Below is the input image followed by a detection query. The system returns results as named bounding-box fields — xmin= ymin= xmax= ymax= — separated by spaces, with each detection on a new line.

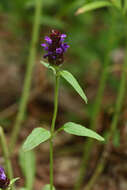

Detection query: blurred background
xmin=0 ymin=0 xmax=127 ymax=190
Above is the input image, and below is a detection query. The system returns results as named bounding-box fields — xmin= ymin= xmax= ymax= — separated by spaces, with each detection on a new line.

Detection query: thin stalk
xmin=74 ymin=10 xmax=115 ymax=190
xmin=10 ymin=0 xmax=42 ymax=151
xmin=50 ymin=72 xmax=60 ymax=190
xmin=0 ymin=127 xmax=13 ymax=181
xmin=84 ymin=19 xmax=127 ymax=190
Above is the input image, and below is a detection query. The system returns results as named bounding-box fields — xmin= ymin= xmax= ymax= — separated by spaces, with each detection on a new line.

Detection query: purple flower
xmin=41 ymin=29 xmax=69 ymax=65
xmin=0 ymin=167 xmax=10 ymax=189
xmin=56 ymin=48 xmax=63 ymax=54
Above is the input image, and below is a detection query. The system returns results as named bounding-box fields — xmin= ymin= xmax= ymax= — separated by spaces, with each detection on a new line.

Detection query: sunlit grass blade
xmin=75 ymin=1 xmax=112 ymax=15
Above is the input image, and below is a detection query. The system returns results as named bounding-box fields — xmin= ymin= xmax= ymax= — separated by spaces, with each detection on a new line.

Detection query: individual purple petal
xmin=56 ymin=48 xmax=63 ymax=54
xmin=61 ymin=43 xmax=70 ymax=52
xmin=44 ymin=36 xmax=52 ymax=44
xmin=61 ymin=34 xmax=67 ymax=38
xmin=41 ymin=43 xmax=47 ymax=47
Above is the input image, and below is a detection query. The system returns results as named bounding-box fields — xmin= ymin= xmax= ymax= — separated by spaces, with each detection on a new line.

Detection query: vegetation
xmin=0 ymin=0 xmax=127 ymax=190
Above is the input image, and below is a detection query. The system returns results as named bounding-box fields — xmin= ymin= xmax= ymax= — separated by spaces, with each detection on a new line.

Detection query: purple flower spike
xmin=41 ymin=29 xmax=69 ymax=65
xmin=0 ymin=167 xmax=10 ymax=189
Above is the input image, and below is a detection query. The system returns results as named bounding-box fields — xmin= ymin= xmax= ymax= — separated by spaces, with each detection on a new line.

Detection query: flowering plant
xmin=22 ymin=30 xmax=104 ymax=190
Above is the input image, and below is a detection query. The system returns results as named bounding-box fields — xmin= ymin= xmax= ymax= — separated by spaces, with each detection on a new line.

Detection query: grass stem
xmin=50 ymin=72 xmax=60 ymax=190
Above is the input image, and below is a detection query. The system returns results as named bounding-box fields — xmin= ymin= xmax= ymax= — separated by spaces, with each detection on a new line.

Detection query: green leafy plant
xmin=22 ymin=30 xmax=104 ymax=190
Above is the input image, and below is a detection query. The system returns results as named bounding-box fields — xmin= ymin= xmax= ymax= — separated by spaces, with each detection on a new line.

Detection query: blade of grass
xmin=10 ymin=0 xmax=42 ymax=152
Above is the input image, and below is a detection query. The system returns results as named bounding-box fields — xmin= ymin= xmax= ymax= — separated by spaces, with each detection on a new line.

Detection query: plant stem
xmin=10 ymin=0 xmax=42 ymax=151
xmin=0 ymin=127 xmax=13 ymax=181
xmin=84 ymin=16 xmax=127 ymax=190
xmin=74 ymin=9 xmax=116 ymax=190
xmin=50 ymin=71 xmax=60 ymax=190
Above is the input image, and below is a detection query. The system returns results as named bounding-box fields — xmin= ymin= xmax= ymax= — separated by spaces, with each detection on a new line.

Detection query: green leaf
xmin=75 ymin=1 xmax=112 ymax=15
xmin=10 ymin=177 xmax=20 ymax=186
xmin=60 ymin=70 xmax=87 ymax=103
xmin=19 ymin=150 xmax=36 ymax=190
xmin=22 ymin=128 xmax=51 ymax=151
xmin=40 ymin=61 xmax=56 ymax=74
xmin=42 ymin=184 xmax=56 ymax=190
xmin=62 ymin=122 xmax=104 ymax=141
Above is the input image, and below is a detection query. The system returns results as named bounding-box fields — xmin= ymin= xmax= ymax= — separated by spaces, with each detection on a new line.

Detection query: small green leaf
xmin=40 ymin=61 xmax=56 ymax=74
xmin=19 ymin=150 xmax=36 ymax=190
xmin=10 ymin=177 xmax=20 ymax=185
xmin=40 ymin=61 xmax=49 ymax=68
xmin=60 ymin=70 xmax=87 ymax=103
xmin=75 ymin=1 xmax=112 ymax=15
xmin=62 ymin=122 xmax=104 ymax=141
xmin=22 ymin=128 xmax=51 ymax=151
xmin=42 ymin=184 xmax=56 ymax=190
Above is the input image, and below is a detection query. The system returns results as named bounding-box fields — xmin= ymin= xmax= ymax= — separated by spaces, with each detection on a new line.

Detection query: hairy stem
xmin=50 ymin=72 xmax=60 ymax=190
xmin=0 ymin=127 xmax=13 ymax=183
xmin=74 ymin=9 xmax=116 ymax=190
xmin=10 ymin=0 xmax=42 ymax=151
xmin=84 ymin=17 xmax=127 ymax=190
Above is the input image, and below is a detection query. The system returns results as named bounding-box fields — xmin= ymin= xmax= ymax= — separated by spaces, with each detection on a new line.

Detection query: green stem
xmin=10 ymin=0 xmax=42 ymax=151
xmin=50 ymin=71 xmax=60 ymax=190
xmin=74 ymin=9 xmax=116 ymax=190
xmin=84 ymin=16 xmax=127 ymax=190
xmin=0 ymin=127 xmax=13 ymax=181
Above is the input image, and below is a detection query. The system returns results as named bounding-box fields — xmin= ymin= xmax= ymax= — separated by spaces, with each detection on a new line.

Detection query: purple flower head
xmin=41 ymin=29 xmax=69 ymax=65
xmin=0 ymin=167 xmax=10 ymax=189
